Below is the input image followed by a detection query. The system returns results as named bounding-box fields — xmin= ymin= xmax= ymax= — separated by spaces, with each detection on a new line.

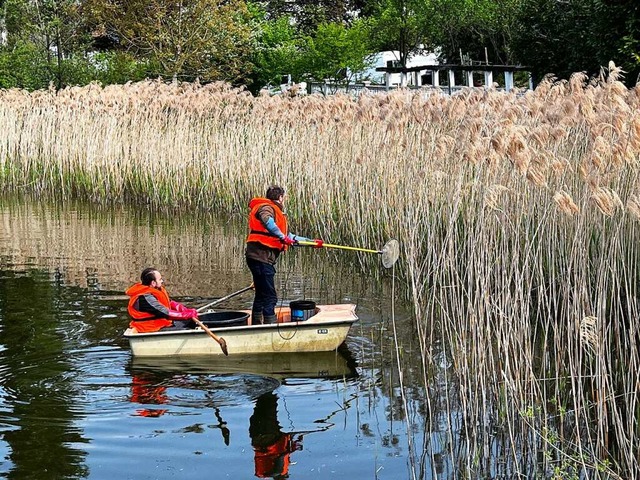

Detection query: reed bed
xmin=1 ymin=63 xmax=640 ymax=477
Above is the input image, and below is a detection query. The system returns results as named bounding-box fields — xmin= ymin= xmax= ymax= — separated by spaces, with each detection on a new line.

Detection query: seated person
xmin=126 ymin=267 xmax=198 ymax=333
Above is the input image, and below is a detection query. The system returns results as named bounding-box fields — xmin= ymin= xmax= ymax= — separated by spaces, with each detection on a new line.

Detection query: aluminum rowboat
xmin=124 ymin=304 xmax=357 ymax=357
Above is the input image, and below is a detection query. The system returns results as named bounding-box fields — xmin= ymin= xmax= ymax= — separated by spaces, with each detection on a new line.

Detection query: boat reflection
xmin=128 ymin=347 xmax=358 ymax=382
xmin=126 ymin=348 xmax=358 ymax=476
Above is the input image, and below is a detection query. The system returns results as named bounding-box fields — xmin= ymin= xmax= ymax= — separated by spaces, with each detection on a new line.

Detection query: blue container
xmin=289 ymin=300 xmax=316 ymax=322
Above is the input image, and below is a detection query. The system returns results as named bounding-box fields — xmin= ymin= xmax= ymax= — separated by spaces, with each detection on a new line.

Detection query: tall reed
xmin=1 ymin=63 xmax=639 ymax=477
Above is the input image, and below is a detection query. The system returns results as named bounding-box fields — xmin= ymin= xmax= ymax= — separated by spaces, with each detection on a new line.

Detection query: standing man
xmin=245 ymin=185 xmax=323 ymax=325
xmin=126 ymin=267 xmax=199 ymax=333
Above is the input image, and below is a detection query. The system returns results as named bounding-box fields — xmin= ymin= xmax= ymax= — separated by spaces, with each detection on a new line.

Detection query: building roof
xmin=376 ymin=64 xmax=531 ymax=74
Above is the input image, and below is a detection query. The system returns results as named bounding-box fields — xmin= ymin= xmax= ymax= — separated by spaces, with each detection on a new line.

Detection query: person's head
xmin=140 ymin=267 xmax=163 ymax=289
xmin=266 ymin=185 xmax=285 ymax=203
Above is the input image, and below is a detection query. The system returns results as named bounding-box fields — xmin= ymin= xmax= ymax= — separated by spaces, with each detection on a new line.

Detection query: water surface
xmin=0 ymin=197 xmax=435 ymax=479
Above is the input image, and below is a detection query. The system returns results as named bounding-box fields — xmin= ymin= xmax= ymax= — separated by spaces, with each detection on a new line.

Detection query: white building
xmin=353 ymin=50 xmax=439 ymax=86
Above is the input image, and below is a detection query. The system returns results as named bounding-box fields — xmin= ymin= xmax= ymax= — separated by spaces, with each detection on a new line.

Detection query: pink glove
xmin=313 ymin=239 xmax=324 ymax=248
xmin=169 ymin=307 xmax=198 ymax=320
xmin=170 ymin=301 xmax=187 ymax=312
xmin=281 ymin=236 xmax=296 ymax=246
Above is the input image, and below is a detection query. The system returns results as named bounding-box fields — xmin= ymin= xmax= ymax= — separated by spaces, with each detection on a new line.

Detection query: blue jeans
xmin=246 ymin=258 xmax=277 ymax=317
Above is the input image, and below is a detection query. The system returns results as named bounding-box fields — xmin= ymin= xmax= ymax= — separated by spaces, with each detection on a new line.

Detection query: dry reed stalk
xmin=579 ymin=316 xmax=599 ymax=354
xmin=0 ymin=69 xmax=639 ymax=477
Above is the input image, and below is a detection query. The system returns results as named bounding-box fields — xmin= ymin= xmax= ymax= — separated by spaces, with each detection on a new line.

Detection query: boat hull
xmin=124 ymin=304 xmax=357 ymax=357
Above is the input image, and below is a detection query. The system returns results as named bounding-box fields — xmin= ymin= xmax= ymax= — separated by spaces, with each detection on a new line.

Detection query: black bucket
xmin=199 ymin=310 xmax=249 ymax=328
xmin=289 ymin=300 xmax=316 ymax=322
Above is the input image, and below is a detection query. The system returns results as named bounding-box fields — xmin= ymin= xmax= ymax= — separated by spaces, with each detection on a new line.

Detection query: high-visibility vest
xmin=246 ymin=197 xmax=288 ymax=251
xmin=126 ymin=283 xmax=173 ymax=332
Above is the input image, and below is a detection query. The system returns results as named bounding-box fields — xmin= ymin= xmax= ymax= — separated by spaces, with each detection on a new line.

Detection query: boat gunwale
xmin=123 ymin=318 xmax=357 ymax=339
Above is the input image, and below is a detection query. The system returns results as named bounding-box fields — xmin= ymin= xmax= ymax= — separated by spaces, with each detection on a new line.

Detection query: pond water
xmin=0 ymin=197 xmax=445 ymax=479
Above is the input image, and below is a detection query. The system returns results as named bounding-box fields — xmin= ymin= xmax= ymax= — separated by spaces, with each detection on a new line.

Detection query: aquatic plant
xmin=1 ymin=62 xmax=639 ymax=477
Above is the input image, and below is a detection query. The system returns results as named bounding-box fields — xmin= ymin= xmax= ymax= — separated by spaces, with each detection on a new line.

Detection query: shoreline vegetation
xmin=2 ymin=63 xmax=640 ymax=477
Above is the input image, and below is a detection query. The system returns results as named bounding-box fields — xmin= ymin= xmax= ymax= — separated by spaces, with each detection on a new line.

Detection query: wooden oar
xmin=193 ymin=317 xmax=229 ymax=356
xmin=196 ymin=284 xmax=254 ymax=313
xmin=192 ymin=284 xmax=254 ymax=357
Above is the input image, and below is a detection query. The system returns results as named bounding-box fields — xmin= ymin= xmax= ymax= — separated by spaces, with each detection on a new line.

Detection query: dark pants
xmin=246 ymin=257 xmax=277 ymax=317
xmin=160 ymin=319 xmax=196 ymax=331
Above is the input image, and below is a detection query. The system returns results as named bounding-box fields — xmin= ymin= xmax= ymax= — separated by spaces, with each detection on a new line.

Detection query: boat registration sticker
xmin=317 ymin=328 xmax=328 ymax=334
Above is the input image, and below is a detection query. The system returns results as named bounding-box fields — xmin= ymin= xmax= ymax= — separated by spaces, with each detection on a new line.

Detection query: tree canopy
xmin=0 ymin=0 xmax=638 ymax=90
xmin=84 ymin=0 xmax=255 ymax=83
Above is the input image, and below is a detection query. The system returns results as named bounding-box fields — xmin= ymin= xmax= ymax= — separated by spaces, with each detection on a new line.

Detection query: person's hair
xmin=266 ymin=185 xmax=285 ymax=201
xmin=140 ymin=267 xmax=158 ymax=286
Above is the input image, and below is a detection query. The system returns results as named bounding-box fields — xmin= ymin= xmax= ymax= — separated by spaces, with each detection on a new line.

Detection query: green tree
xmin=300 ymin=19 xmax=374 ymax=83
xmin=429 ymin=0 xmax=522 ymax=65
xmin=261 ymin=0 xmax=367 ymax=33
xmin=251 ymin=15 xmax=305 ymax=90
xmin=511 ymin=0 xmax=640 ymax=85
xmin=89 ymin=51 xmax=150 ymax=85
xmin=367 ymin=0 xmax=435 ymax=71
xmin=84 ymin=0 xmax=255 ymax=83
xmin=1 ymin=0 xmax=90 ymax=89
xmin=0 ymin=40 xmax=50 ymax=89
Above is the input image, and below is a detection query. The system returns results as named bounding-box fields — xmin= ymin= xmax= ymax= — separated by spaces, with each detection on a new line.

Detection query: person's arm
xmin=258 ymin=206 xmax=322 ymax=247
xmin=257 ymin=206 xmax=285 ymax=239
xmin=170 ymin=300 xmax=187 ymax=312
xmin=263 ymin=217 xmax=309 ymax=246
xmin=257 ymin=205 xmax=294 ymax=244
xmin=140 ymin=294 xmax=197 ymax=319
xmin=268 ymin=224 xmax=322 ymax=247
xmin=289 ymin=233 xmax=309 ymax=242
xmin=263 ymin=217 xmax=287 ymax=240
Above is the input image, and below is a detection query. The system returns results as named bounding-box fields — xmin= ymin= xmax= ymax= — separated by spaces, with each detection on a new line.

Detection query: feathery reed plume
xmin=483 ymin=184 xmax=510 ymax=211
xmin=626 ymin=194 xmax=640 ymax=220
xmin=606 ymin=61 xmax=625 ymax=84
xmin=579 ymin=316 xmax=599 ymax=354
xmin=506 ymin=128 xmax=530 ymax=174
xmin=591 ymin=186 xmax=623 ymax=216
xmin=525 ymin=163 xmax=547 ymax=187
xmin=553 ymin=190 xmax=580 ymax=215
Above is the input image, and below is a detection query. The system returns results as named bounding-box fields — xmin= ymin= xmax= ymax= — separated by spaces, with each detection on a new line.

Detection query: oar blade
xmin=219 ymin=337 xmax=229 ymax=356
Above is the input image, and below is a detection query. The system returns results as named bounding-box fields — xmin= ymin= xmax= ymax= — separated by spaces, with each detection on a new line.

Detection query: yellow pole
xmin=297 ymin=240 xmax=381 ymax=254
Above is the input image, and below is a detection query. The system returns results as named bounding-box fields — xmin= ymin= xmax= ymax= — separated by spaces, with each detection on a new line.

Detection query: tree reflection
xmin=0 ymin=269 xmax=88 ymax=479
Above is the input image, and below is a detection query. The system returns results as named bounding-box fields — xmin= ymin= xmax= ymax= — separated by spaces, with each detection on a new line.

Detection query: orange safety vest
xmin=126 ymin=283 xmax=173 ymax=333
xmin=246 ymin=197 xmax=289 ymax=251
xmin=254 ymin=434 xmax=292 ymax=478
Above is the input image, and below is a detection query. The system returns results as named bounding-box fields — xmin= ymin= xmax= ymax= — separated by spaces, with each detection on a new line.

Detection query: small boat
xmin=123 ymin=303 xmax=358 ymax=357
